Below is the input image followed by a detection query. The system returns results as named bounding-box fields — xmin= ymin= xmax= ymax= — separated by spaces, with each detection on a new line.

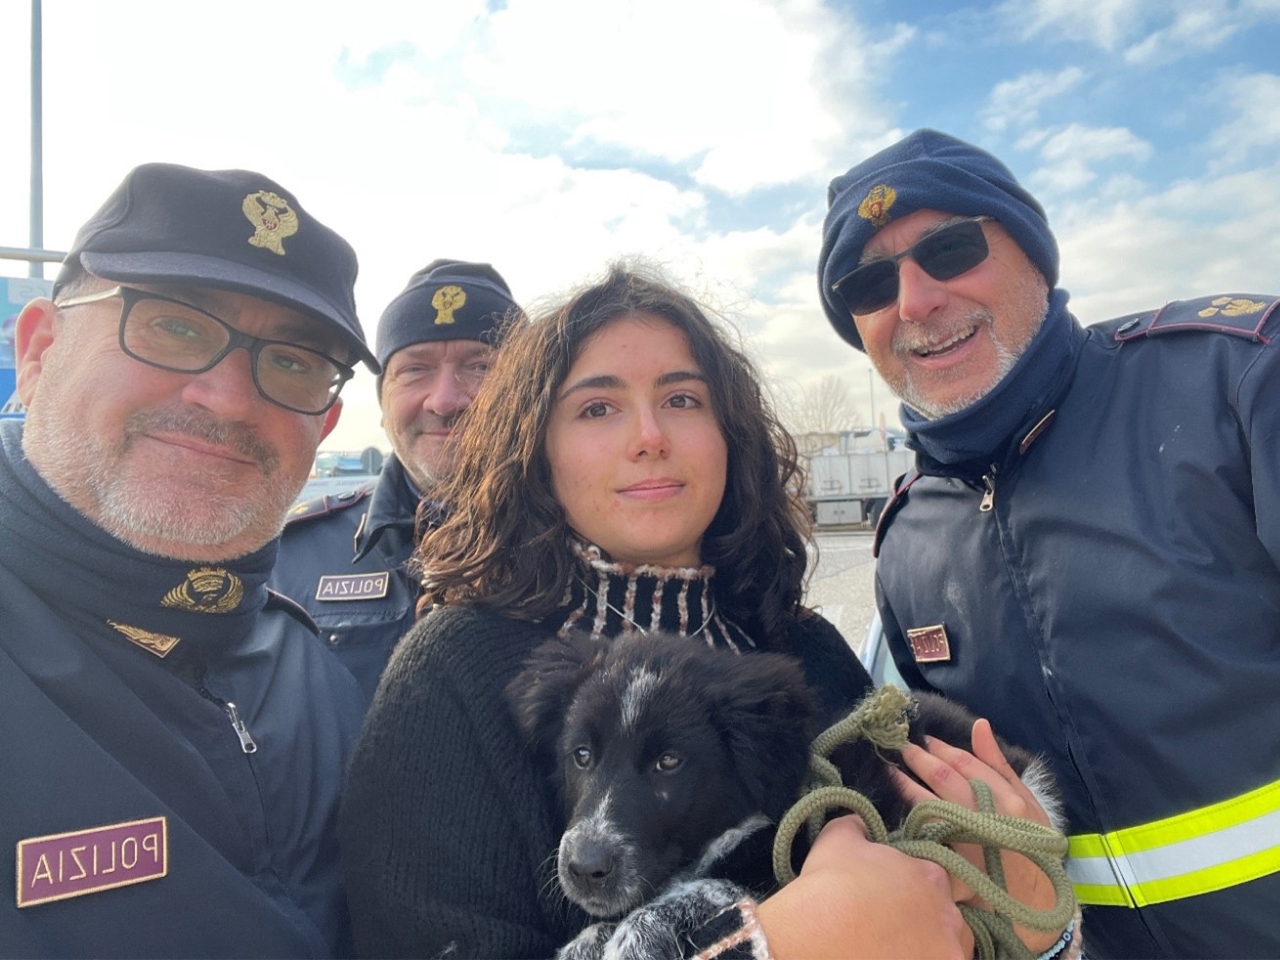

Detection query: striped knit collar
xmin=551 ymin=541 xmax=755 ymax=651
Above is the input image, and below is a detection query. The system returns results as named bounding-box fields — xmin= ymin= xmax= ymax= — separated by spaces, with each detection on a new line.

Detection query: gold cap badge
xmin=858 ymin=184 xmax=897 ymax=228
xmin=242 ymin=190 xmax=299 ymax=256
xmin=431 ymin=285 xmax=466 ymax=325
xmin=161 ymin=567 xmax=244 ymax=615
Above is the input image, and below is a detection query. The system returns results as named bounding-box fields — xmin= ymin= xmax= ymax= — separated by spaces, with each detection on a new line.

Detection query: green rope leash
xmin=771 ymin=686 xmax=1077 ymax=960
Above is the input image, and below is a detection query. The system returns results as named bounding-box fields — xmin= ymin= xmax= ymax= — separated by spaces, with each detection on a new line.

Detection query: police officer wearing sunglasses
xmin=819 ymin=129 xmax=1280 ymax=959
xmin=0 ymin=163 xmax=375 ymax=957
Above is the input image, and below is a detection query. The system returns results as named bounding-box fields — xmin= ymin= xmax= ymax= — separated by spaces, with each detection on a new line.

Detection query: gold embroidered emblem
xmin=242 ymin=190 xmax=299 ymax=256
xmin=107 ymin=621 xmax=181 ymax=658
xmin=161 ymin=567 xmax=244 ymax=614
xmin=858 ymin=184 xmax=897 ymax=227
xmin=431 ymin=285 xmax=466 ymax=325
xmin=1197 ymin=296 xmax=1267 ymax=319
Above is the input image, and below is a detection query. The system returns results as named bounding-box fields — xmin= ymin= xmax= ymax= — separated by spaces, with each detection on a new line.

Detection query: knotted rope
xmin=771 ymin=686 xmax=1077 ymax=960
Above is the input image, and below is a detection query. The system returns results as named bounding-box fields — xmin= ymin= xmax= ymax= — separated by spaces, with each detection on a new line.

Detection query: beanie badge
xmin=242 ymin=190 xmax=298 ymax=256
xmin=857 ymin=184 xmax=897 ymax=227
xmin=431 ymin=285 xmax=466 ymax=325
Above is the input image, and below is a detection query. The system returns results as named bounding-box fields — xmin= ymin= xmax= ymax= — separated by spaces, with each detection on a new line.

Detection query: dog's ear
xmin=505 ymin=633 xmax=604 ymax=754
xmin=704 ymin=653 xmax=819 ymax=819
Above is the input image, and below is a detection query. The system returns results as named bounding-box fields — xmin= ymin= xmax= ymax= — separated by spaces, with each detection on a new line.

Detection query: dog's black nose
xmin=566 ymin=839 xmax=616 ymax=885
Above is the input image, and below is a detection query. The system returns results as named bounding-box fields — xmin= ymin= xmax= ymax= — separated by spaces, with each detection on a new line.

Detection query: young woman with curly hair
xmin=338 ymin=265 xmax=1059 ymax=959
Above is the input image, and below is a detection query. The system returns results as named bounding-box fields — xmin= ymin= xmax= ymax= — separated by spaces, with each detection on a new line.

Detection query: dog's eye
xmin=572 ymin=746 xmax=593 ymax=769
xmin=655 ymin=752 xmax=683 ymax=773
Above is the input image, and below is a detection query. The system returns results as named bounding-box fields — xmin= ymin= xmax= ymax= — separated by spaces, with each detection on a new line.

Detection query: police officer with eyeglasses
xmin=0 ymin=162 xmax=374 ymax=957
xmin=818 ymin=129 xmax=1280 ymax=959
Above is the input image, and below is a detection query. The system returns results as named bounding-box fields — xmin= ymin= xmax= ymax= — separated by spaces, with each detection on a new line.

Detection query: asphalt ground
xmin=806 ymin=528 xmax=878 ymax=655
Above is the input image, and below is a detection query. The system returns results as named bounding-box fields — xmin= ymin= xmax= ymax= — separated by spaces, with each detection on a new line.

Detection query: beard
xmin=391 ymin=411 xmax=463 ymax=494
xmin=25 ymin=400 xmax=301 ymax=558
xmin=890 ymin=274 xmax=1049 ymax=420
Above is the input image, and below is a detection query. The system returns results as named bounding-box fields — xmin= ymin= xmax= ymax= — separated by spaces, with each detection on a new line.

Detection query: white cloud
xmin=1056 ymin=160 xmax=1280 ymax=326
xmin=1206 ymin=72 xmax=1280 ymax=160
xmin=1123 ymin=1 xmax=1251 ymax=64
xmin=461 ymin=0 xmax=855 ymax=194
xmin=998 ymin=0 xmax=1280 ymax=61
xmin=997 ymin=0 xmax=1145 ymax=51
xmin=1026 ymin=124 xmax=1152 ymax=193
xmin=982 ymin=67 xmax=1087 ymax=132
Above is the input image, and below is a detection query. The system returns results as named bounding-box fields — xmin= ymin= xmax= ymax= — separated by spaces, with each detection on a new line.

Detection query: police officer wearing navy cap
xmin=0 ymin=163 xmax=375 ymax=957
xmin=819 ymin=129 xmax=1280 ymax=958
xmin=272 ymin=260 xmax=522 ymax=703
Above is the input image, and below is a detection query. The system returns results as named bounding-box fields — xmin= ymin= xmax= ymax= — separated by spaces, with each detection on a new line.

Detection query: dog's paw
xmin=599 ymin=879 xmax=749 ymax=960
xmin=557 ymin=921 xmax=616 ymax=960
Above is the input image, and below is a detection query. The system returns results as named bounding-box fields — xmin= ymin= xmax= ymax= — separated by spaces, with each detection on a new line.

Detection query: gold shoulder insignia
xmin=431 ymin=285 xmax=466 ymax=325
xmin=107 ymin=620 xmax=182 ymax=657
xmin=242 ymin=190 xmax=299 ymax=256
xmin=1197 ymin=296 xmax=1268 ymax=319
xmin=161 ymin=567 xmax=244 ymax=614
xmin=858 ymin=184 xmax=897 ymax=227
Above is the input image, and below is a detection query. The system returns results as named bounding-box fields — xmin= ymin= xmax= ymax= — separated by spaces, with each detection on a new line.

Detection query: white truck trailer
xmin=804 ymin=449 xmax=915 ymax=526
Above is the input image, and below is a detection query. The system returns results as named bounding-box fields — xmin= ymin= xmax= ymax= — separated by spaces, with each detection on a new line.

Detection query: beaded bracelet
xmin=1036 ymin=918 xmax=1077 ymax=960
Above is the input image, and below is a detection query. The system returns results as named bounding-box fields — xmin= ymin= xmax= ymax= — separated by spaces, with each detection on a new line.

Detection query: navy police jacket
xmin=0 ymin=425 xmax=366 ymax=957
xmin=272 ymin=455 xmax=436 ymax=703
xmin=875 ymin=295 xmax=1280 ymax=958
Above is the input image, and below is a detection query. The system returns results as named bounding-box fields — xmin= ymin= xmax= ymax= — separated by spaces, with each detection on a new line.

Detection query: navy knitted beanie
xmin=818 ymin=129 xmax=1058 ymax=351
xmin=376 ymin=259 xmax=521 ymax=369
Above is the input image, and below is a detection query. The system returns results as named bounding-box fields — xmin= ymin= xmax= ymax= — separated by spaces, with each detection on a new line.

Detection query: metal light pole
xmin=867 ymin=367 xmax=879 ymax=450
xmin=29 ymin=0 xmax=43 ymax=279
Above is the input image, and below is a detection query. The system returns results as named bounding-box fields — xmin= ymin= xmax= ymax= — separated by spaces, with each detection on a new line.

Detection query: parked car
xmin=860 ymin=611 xmax=906 ymax=689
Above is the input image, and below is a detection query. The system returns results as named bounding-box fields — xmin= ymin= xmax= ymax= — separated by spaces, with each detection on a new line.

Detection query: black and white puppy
xmin=507 ymin=630 xmax=1061 ymax=927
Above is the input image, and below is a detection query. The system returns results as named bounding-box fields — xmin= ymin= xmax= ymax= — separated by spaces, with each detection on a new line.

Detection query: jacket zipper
xmin=223 ymin=701 xmax=259 ymax=754
xmin=193 ymin=663 xmax=259 ymax=754
xmin=980 ymin=465 xmax=998 ymax=513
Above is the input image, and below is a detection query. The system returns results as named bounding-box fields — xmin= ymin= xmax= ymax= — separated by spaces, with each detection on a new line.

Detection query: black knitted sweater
xmin=339 ymin=564 xmax=870 ymax=959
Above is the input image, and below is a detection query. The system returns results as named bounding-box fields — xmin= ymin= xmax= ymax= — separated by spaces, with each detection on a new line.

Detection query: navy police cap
xmin=375 ymin=259 xmax=521 ymax=370
xmin=55 ymin=162 xmax=377 ymax=371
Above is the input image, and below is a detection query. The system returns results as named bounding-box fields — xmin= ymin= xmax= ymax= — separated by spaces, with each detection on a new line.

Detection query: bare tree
xmin=776 ymin=375 xmax=861 ymax=438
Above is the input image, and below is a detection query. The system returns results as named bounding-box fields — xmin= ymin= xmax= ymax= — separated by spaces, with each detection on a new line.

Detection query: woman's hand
xmin=757 ymin=815 xmax=972 ymax=960
xmin=892 ymin=718 xmax=1063 ymax=953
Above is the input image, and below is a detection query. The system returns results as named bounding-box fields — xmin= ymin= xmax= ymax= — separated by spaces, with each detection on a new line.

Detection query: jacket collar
xmin=352 ymin=454 xmax=445 ymax=562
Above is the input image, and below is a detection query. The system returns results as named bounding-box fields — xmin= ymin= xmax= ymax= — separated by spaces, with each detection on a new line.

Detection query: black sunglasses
xmin=831 ymin=216 xmax=993 ymax=316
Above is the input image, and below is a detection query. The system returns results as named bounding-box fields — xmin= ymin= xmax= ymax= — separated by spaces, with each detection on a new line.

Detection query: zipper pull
xmin=979 ymin=472 xmax=996 ymax=513
xmin=224 ymin=702 xmax=258 ymax=754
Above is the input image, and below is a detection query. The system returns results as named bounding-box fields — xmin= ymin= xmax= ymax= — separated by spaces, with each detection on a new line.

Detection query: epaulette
xmin=283 ymin=484 xmax=373 ymax=526
xmin=1112 ymin=294 xmax=1280 ymax=344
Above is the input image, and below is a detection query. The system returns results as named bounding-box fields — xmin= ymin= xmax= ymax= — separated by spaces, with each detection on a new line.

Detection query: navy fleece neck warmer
xmin=902 ymin=289 xmax=1081 ymax=468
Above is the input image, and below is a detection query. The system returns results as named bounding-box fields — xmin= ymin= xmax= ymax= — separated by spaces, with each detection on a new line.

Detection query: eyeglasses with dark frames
xmin=831 ymin=216 xmax=994 ymax=316
xmin=55 ymin=285 xmax=355 ymax=415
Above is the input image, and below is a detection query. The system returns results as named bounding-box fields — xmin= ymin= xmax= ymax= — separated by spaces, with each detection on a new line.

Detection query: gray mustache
xmin=124 ymin=408 xmax=280 ymax=474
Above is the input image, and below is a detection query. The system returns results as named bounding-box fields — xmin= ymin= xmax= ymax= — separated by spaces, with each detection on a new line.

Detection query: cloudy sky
xmin=0 ymin=0 xmax=1277 ymax=451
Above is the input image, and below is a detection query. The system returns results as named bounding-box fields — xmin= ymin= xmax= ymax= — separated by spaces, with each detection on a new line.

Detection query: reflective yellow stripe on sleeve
xmin=1067 ymin=778 xmax=1280 ymax=907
